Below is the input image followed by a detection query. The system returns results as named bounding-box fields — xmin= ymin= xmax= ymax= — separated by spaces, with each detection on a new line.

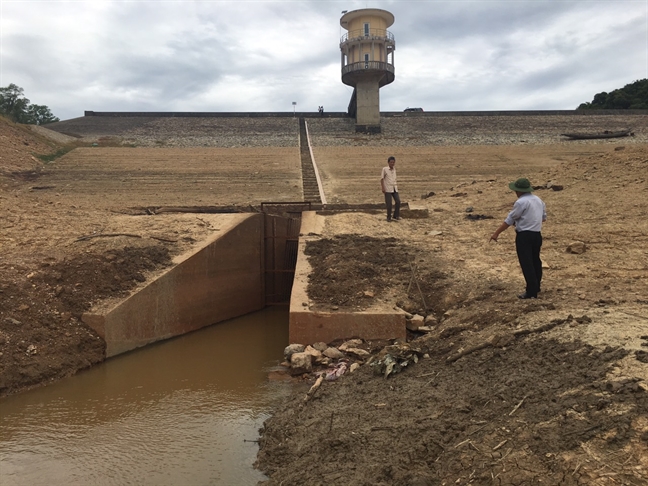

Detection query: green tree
xmin=578 ymin=79 xmax=648 ymax=110
xmin=25 ymin=104 xmax=59 ymax=125
xmin=0 ymin=83 xmax=59 ymax=124
xmin=0 ymin=84 xmax=30 ymax=121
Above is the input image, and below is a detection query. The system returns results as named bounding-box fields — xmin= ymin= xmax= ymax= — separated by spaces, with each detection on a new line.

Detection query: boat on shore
xmin=560 ymin=129 xmax=632 ymax=140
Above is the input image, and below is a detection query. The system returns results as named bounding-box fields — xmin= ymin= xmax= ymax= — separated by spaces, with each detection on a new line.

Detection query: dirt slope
xmin=255 ymin=145 xmax=648 ymax=485
xmin=0 ymin=119 xmax=205 ymax=395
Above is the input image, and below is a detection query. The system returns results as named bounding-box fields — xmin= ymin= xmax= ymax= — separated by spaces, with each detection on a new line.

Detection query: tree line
xmin=577 ymin=78 xmax=648 ymax=110
xmin=0 ymin=84 xmax=59 ymax=125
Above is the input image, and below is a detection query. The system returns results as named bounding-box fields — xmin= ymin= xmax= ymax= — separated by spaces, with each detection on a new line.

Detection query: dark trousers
xmin=515 ymin=231 xmax=543 ymax=297
xmin=384 ymin=191 xmax=401 ymax=220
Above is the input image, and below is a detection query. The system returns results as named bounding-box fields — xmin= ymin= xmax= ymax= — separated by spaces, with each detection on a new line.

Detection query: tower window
xmin=364 ymin=23 xmax=370 ymax=36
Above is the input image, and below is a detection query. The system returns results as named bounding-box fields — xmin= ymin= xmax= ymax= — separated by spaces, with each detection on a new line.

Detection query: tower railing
xmin=342 ymin=61 xmax=395 ymax=76
xmin=340 ymin=29 xmax=395 ymax=45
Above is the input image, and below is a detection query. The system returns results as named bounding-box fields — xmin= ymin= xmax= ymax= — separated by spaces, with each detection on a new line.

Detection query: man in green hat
xmin=490 ymin=177 xmax=547 ymax=299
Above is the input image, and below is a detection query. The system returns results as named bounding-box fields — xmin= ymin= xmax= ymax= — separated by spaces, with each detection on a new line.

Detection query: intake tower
xmin=340 ymin=8 xmax=395 ymax=133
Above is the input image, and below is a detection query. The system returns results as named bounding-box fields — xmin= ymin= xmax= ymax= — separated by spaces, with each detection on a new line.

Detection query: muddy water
xmin=0 ymin=307 xmax=291 ymax=486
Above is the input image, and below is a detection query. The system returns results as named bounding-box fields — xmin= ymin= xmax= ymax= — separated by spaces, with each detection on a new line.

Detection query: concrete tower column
xmin=355 ymin=77 xmax=381 ymax=126
xmin=340 ymin=8 xmax=395 ymax=133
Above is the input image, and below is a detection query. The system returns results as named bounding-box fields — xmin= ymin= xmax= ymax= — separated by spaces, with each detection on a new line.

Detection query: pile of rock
xmin=282 ymin=339 xmax=428 ymax=404
xmin=405 ymin=313 xmax=438 ymax=332
xmin=282 ymin=338 xmax=429 ymax=383
xmin=282 ymin=339 xmax=371 ymax=379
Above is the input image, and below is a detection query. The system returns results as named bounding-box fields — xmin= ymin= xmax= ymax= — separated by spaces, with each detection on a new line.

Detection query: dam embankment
xmin=47 ymin=110 xmax=648 ymax=148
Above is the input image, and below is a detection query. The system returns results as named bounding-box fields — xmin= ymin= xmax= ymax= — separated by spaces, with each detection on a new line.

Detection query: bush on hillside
xmin=577 ymin=79 xmax=648 ymax=110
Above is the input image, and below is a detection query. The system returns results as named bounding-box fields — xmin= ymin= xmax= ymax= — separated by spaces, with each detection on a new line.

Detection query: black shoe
xmin=518 ymin=293 xmax=537 ymax=299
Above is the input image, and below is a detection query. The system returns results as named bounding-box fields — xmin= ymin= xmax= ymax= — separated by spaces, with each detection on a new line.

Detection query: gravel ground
xmin=45 ymin=113 xmax=648 ymax=148
xmin=47 ymin=116 xmax=301 ymax=147
xmin=306 ymin=114 xmax=648 ymax=146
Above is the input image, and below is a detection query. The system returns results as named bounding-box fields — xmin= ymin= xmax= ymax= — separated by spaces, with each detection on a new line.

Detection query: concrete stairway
xmin=298 ymin=118 xmax=322 ymax=204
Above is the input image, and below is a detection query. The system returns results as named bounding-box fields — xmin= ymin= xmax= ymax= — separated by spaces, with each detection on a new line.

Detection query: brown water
xmin=0 ymin=307 xmax=290 ymax=486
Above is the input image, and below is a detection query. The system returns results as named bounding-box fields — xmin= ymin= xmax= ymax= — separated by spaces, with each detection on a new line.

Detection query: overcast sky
xmin=1 ymin=0 xmax=646 ymax=121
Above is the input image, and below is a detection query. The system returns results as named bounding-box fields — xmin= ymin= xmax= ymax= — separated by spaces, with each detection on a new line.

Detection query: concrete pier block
xmin=289 ymin=211 xmax=407 ymax=345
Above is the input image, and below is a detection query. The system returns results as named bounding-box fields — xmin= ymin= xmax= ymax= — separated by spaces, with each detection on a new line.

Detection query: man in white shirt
xmin=381 ymin=156 xmax=400 ymax=222
xmin=490 ymin=178 xmax=547 ymax=299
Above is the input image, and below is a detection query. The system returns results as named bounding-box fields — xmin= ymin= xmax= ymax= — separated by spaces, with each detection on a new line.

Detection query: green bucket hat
xmin=508 ymin=177 xmax=534 ymax=192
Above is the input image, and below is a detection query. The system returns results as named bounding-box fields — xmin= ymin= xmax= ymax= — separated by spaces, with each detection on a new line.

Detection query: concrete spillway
xmin=81 ymin=211 xmax=407 ymax=358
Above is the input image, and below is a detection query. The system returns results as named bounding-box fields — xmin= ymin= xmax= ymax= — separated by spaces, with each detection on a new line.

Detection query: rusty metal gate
xmin=262 ymin=202 xmax=309 ymax=305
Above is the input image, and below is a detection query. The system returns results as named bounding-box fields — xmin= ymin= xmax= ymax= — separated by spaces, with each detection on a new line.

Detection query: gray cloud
xmin=1 ymin=0 xmax=646 ymax=120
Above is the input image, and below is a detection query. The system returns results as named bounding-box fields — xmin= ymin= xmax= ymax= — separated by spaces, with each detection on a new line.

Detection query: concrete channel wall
xmin=83 ymin=214 xmax=265 ymax=357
